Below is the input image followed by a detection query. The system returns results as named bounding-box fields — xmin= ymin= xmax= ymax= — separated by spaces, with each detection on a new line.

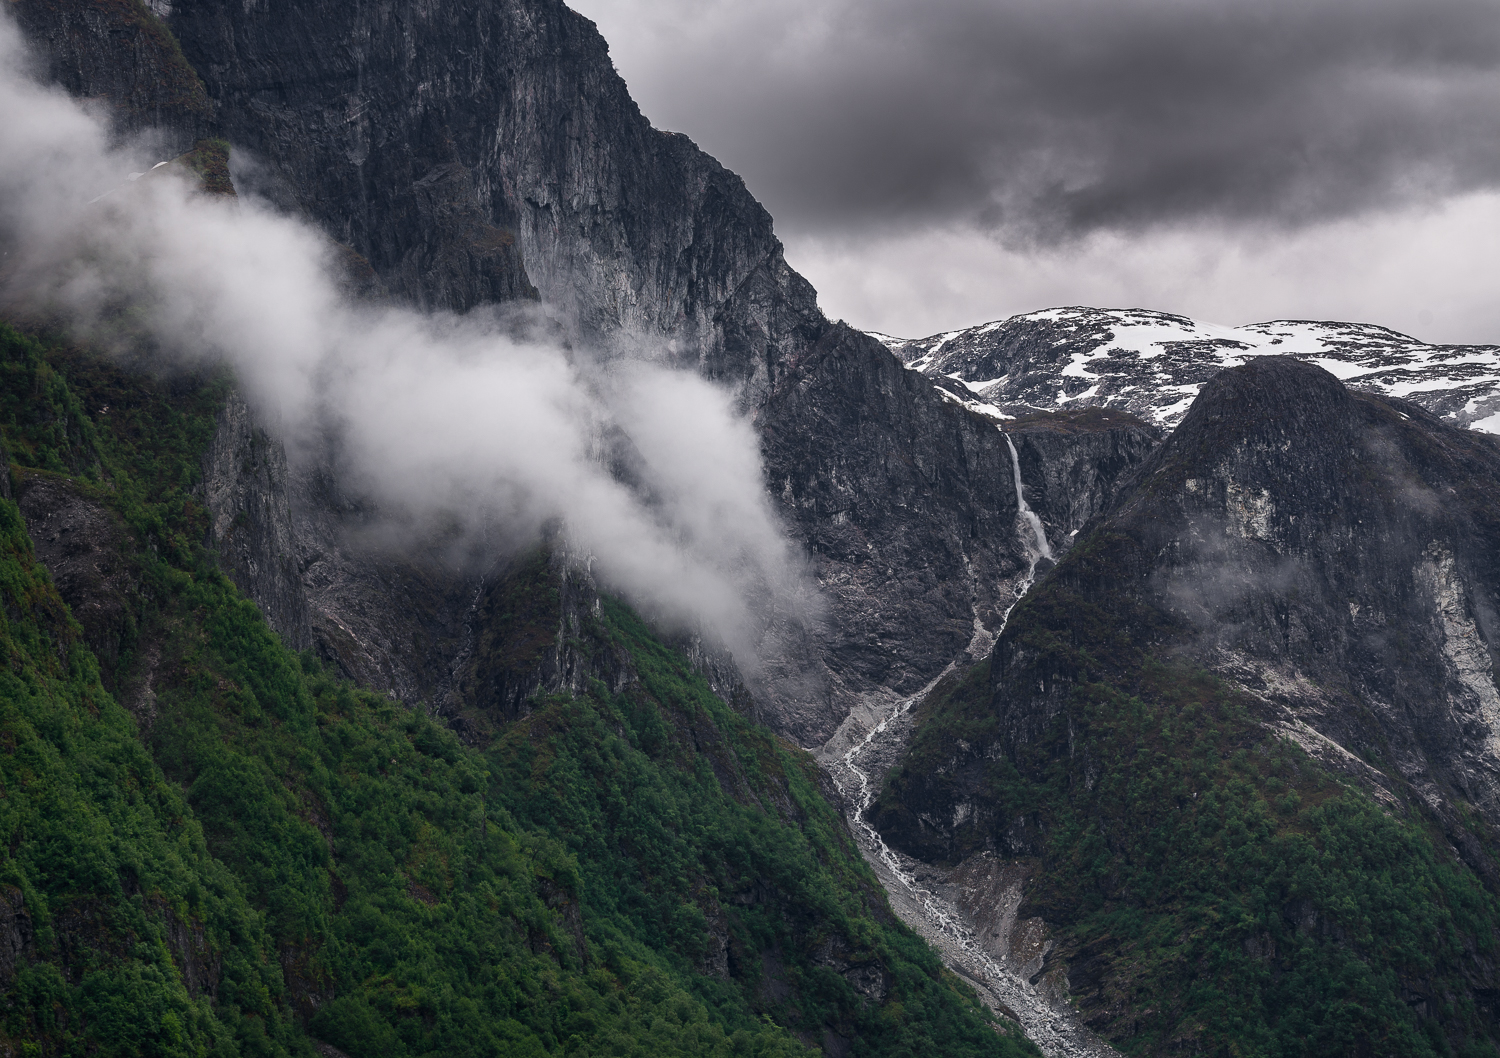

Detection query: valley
xmin=1 ymin=0 xmax=1499 ymax=1055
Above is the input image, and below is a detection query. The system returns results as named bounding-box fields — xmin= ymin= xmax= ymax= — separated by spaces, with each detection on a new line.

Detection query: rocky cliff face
xmin=14 ymin=473 xmax=139 ymax=689
xmin=881 ymin=357 xmax=1500 ymax=858
xmin=12 ymin=0 xmax=210 ymax=155
xmin=1011 ymin=358 xmax=1500 ymax=831
xmin=137 ymin=0 xmax=1166 ymax=742
xmin=17 ymin=4 xmax=1500 ymax=1052
xmin=198 ymin=389 xmax=312 ymax=650
xmin=860 ymin=359 xmax=1500 ymax=1052
xmin=1004 ymin=408 xmax=1162 ymax=555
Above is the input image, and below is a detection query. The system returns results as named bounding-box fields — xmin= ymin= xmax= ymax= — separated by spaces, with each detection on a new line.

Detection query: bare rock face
xmin=0 ymin=886 xmax=34 ymax=993
xmin=161 ymin=0 xmax=1095 ymax=740
xmin=1084 ymin=357 xmax=1500 ymax=827
xmin=445 ymin=543 xmax=634 ymax=741
xmin=198 ymin=389 xmax=312 ymax=650
xmin=168 ymin=0 xmax=551 ymax=312
xmin=1005 ymin=408 xmax=1163 ymax=553
xmin=12 ymin=0 xmax=211 ymax=155
xmin=760 ymin=332 xmax=1160 ymax=741
xmin=280 ymin=463 xmax=473 ymax=704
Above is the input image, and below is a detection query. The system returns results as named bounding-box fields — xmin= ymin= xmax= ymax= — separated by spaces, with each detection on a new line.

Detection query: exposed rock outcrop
xmin=198 ymin=388 xmax=312 ymax=650
xmin=1004 ymin=357 xmax=1500 ymax=827
xmin=161 ymin=0 xmax=1120 ymax=741
xmin=12 ymin=0 xmax=210 ymax=155
xmin=1005 ymin=408 xmax=1162 ymax=554
xmin=870 ymin=357 xmax=1500 ymax=1050
xmin=880 ymin=357 xmax=1500 ymax=856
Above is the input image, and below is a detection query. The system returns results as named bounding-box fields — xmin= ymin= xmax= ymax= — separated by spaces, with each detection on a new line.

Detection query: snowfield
xmin=877 ymin=307 xmax=1500 ymax=434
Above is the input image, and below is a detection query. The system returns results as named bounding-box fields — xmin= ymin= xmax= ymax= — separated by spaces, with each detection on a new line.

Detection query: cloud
xmin=574 ymin=0 xmax=1500 ymax=244
xmin=784 ymin=191 xmax=1500 ymax=344
xmin=0 ymin=12 xmax=812 ymax=673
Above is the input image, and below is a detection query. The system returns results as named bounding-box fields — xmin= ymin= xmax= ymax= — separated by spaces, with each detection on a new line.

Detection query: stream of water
xmin=820 ymin=431 xmax=1115 ymax=1058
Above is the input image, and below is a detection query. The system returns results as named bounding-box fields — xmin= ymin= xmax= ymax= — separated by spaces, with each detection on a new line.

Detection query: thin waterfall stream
xmin=820 ymin=430 xmax=1116 ymax=1058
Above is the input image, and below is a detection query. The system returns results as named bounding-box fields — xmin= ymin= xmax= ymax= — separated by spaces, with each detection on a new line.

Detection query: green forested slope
xmin=0 ymin=322 xmax=1034 ymax=1058
xmin=874 ymin=532 xmax=1500 ymax=1057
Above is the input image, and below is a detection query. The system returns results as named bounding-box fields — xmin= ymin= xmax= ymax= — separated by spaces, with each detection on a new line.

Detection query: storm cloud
xmin=576 ymin=0 xmax=1500 ymax=244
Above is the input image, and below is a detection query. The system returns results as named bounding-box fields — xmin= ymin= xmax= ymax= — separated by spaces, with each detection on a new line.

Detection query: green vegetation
xmin=0 ymin=320 xmax=1035 ymax=1057
xmin=178 ymin=140 xmax=236 ymax=196
xmin=876 ymin=535 xmax=1500 ymax=1057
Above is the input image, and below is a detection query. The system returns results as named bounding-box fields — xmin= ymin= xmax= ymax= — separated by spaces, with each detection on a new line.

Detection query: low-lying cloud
xmin=0 ymin=13 xmax=810 ymax=671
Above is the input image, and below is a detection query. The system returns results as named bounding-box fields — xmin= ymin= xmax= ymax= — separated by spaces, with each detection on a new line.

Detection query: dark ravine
xmin=1004 ymin=408 xmax=1162 ymax=553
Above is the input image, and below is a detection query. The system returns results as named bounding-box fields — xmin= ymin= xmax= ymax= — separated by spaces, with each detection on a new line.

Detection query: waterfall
xmin=1005 ymin=431 xmax=1053 ymax=562
xmin=821 ymin=427 xmax=1114 ymax=1057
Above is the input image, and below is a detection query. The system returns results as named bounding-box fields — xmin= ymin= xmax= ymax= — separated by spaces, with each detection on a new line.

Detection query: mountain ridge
xmin=878 ymin=305 xmax=1500 ymax=433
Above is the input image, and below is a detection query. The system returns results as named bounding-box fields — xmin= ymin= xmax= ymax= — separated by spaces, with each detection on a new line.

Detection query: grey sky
xmin=568 ymin=0 xmax=1500 ymax=343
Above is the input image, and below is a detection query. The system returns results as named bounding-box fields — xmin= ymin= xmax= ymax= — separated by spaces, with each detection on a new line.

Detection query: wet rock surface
xmin=1006 ymin=408 xmax=1163 ymax=554
xmin=146 ymin=0 xmax=1162 ymax=742
xmin=12 ymin=0 xmax=211 ymax=155
xmin=1037 ymin=358 xmax=1500 ymax=828
xmin=881 ymin=358 xmax=1500 ymax=852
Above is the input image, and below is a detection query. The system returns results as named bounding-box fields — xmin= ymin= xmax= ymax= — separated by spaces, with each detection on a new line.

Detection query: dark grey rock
xmin=883 ymin=357 xmax=1500 ymax=865
xmin=163 ymin=0 xmax=1085 ymax=740
xmin=13 ymin=0 xmax=212 ymax=156
xmin=20 ymin=0 xmax=1163 ymax=747
xmin=198 ymin=389 xmax=312 ymax=650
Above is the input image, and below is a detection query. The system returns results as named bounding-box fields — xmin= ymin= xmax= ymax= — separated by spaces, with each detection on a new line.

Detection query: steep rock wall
xmin=162 ymin=0 xmax=1064 ymax=740
xmin=12 ymin=0 xmax=210 ymax=154
xmin=1006 ymin=408 xmax=1162 ymax=552
xmin=19 ymin=0 xmax=1161 ymax=744
xmin=198 ymin=388 xmax=312 ymax=650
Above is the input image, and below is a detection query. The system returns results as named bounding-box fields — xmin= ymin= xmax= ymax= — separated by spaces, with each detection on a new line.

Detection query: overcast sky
xmin=567 ymin=0 xmax=1500 ymax=344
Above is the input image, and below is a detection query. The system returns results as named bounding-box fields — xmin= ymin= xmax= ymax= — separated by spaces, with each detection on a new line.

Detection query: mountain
xmin=7 ymin=0 xmax=1500 ymax=1056
xmin=878 ymin=306 xmax=1500 ymax=433
xmin=0 ymin=321 xmax=1035 ymax=1056
xmin=0 ymin=0 xmax=1054 ymax=1054
xmin=0 ymin=0 xmax=1150 ymax=745
xmin=871 ymin=357 xmax=1500 ymax=1053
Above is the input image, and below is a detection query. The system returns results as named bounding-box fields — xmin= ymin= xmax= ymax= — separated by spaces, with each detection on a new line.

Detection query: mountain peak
xmin=881 ymin=306 xmax=1500 ymax=433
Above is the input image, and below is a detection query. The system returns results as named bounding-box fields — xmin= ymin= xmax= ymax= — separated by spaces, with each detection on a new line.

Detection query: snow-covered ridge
xmin=878 ymin=307 xmax=1500 ymax=434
